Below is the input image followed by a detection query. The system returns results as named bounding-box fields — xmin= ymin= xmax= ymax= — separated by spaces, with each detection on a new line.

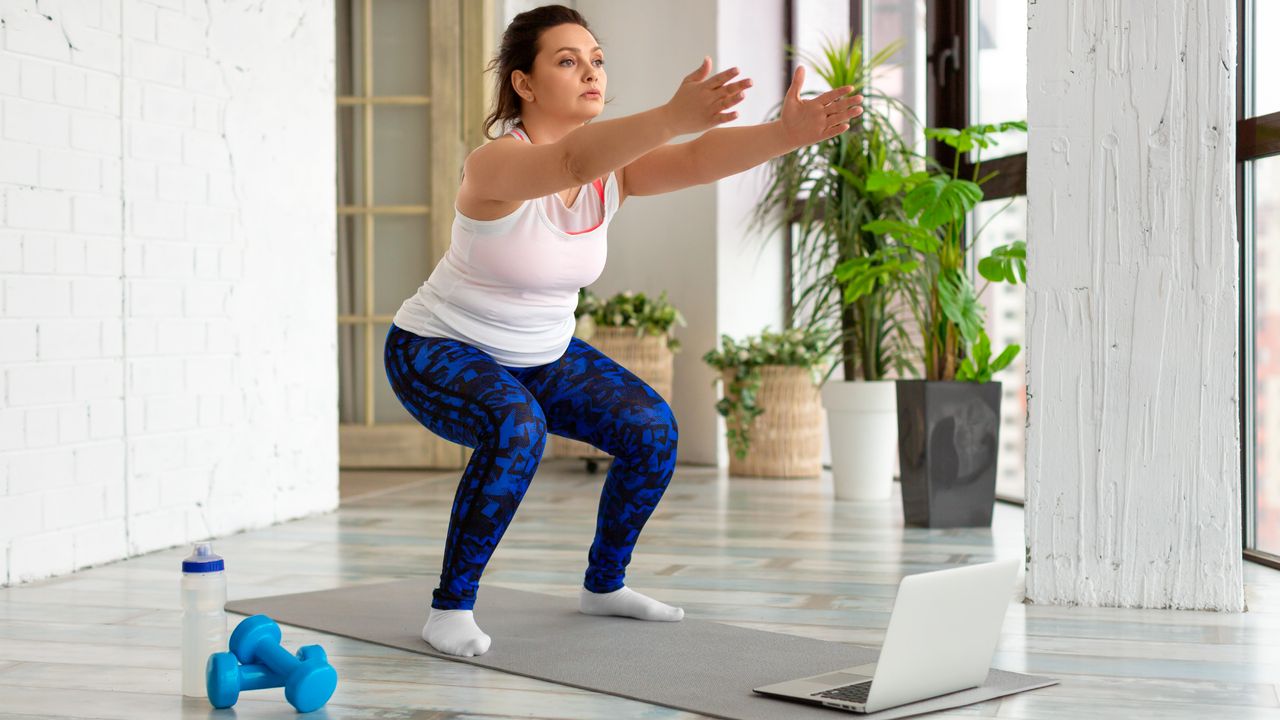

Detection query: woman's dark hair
xmin=482 ymin=5 xmax=601 ymax=140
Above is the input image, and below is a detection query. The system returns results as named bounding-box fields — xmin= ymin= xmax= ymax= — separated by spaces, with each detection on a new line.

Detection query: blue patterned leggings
xmin=383 ymin=323 xmax=679 ymax=611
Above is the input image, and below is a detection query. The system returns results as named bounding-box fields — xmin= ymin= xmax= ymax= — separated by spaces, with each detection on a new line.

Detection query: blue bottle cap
xmin=182 ymin=541 xmax=225 ymax=573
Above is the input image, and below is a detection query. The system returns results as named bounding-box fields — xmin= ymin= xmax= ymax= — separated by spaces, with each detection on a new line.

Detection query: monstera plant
xmin=842 ymin=120 xmax=1028 ymax=527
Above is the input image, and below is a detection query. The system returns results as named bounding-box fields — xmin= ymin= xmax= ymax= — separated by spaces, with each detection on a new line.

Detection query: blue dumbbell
xmin=206 ymin=645 xmax=329 ymax=709
xmin=228 ymin=615 xmax=338 ymax=713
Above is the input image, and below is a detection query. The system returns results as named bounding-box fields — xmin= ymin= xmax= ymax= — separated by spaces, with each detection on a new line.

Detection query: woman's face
xmin=515 ymin=23 xmax=606 ymax=123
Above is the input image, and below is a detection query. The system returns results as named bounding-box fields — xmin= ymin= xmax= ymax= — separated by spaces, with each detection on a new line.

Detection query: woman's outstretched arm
xmin=621 ymin=121 xmax=791 ymax=197
xmin=621 ymin=67 xmax=863 ymax=198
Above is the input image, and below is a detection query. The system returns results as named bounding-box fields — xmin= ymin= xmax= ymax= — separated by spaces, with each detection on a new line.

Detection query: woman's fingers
xmin=821 ymin=95 xmax=862 ymax=113
xmin=711 ymin=77 xmax=751 ymax=113
xmin=825 ymin=98 xmax=864 ymax=117
xmin=720 ymin=91 xmax=747 ymax=109
xmin=813 ymin=86 xmax=858 ymax=105
xmin=823 ymin=123 xmax=851 ymax=140
xmin=704 ymin=66 xmax=741 ymax=88
xmin=832 ymin=106 xmax=863 ymax=125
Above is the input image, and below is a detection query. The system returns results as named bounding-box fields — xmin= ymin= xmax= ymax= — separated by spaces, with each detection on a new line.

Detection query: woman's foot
xmin=422 ymin=608 xmax=491 ymax=656
xmin=579 ymin=586 xmax=684 ymax=621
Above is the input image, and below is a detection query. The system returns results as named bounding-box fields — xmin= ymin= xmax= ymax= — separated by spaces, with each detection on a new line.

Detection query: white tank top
xmin=392 ymin=125 xmax=618 ymax=367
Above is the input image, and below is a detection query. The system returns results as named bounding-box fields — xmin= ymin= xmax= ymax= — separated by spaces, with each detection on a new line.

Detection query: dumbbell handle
xmin=254 ymin=640 xmax=304 ymax=677
xmin=237 ymin=662 xmax=285 ymax=691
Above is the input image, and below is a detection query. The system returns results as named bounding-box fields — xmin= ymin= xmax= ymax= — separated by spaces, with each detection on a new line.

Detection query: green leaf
xmin=830 ymin=164 xmax=865 ymax=190
xmin=917 ymin=179 xmax=979 ymax=230
xmin=936 ymin=269 xmax=985 ymax=345
xmin=861 ymin=219 xmax=907 ymax=235
xmin=972 ymin=331 xmax=991 ymax=373
xmin=990 ymin=344 xmax=1021 ymax=373
xmin=903 ymin=177 xmax=942 ymax=218
xmin=859 ymin=219 xmax=941 ymax=253
xmin=923 ymin=127 xmax=964 ymax=150
xmin=977 ymin=240 xmax=1027 ymax=284
xmin=865 ymin=169 xmax=903 ymax=194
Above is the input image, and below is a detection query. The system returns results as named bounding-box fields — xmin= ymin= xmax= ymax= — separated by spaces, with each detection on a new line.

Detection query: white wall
xmin=714 ymin=2 xmax=786 ymax=360
xmin=573 ymin=0 xmax=787 ymax=466
xmin=0 ymin=0 xmax=339 ymax=587
xmin=1025 ymin=0 xmax=1243 ymax=611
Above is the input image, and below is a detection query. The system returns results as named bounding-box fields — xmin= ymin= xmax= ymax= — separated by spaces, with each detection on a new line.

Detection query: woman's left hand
xmin=779 ymin=65 xmax=864 ymax=148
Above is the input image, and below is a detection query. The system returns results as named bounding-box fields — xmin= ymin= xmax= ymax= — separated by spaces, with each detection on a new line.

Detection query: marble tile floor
xmin=1 ymin=458 xmax=1279 ymax=719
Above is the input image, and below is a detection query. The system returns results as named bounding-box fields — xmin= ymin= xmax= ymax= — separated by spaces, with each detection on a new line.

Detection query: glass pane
xmin=372 ymin=0 xmax=430 ymax=97
xmin=372 ymin=321 xmax=410 ymax=423
xmin=1253 ymin=1 xmax=1280 ymax=117
xmin=1254 ymin=155 xmax=1280 ymax=554
xmin=337 ymin=323 xmax=367 ymax=424
xmin=792 ymin=0 xmax=851 ymax=97
xmin=372 ymin=106 xmax=431 ymax=207
xmin=868 ymin=0 xmax=927 ymax=151
xmin=373 ymin=214 xmax=433 ymax=316
xmin=337 ymin=106 xmax=366 ymax=207
xmin=337 ymin=215 xmax=367 ymax=317
xmin=337 ymin=322 xmax=406 ymax=425
xmin=971 ymin=0 xmax=1027 ymax=158
xmin=336 ymin=0 xmax=363 ymax=96
xmin=972 ymin=196 xmax=1027 ymax=502
xmin=788 ymin=1 xmax=854 ymax=201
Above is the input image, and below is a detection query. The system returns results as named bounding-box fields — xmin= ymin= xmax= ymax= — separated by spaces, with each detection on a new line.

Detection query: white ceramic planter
xmin=820 ymin=380 xmax=898 ymax=500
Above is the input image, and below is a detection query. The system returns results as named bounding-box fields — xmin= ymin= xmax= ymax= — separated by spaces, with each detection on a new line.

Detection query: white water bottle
xmin=181 ymin=542 xmax=227 ymax=697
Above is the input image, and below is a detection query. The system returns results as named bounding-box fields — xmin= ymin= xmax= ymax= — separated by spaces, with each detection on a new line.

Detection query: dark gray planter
xmin=895 ymin=379 xmax=1002 ymax=528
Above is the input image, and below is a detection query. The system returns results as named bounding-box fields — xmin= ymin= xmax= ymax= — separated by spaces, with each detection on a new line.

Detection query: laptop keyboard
xmin=813 ymin=681 xmax=873 ymax=704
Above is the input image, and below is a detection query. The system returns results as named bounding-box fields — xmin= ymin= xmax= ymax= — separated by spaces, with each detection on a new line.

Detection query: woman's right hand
xmin=661 ymin=56 xmax=753 ymax=135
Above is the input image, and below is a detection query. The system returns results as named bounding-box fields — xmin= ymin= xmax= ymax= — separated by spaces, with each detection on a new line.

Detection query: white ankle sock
xmin=422 ymin=608 xmax=491 ymax=657
xmin=579 ymin=586 xmax=684 ymax=621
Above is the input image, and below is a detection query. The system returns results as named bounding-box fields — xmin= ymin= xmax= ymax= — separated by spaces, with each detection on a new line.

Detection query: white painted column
xmin=1025 ymin=0 xmax=1243 ymax=611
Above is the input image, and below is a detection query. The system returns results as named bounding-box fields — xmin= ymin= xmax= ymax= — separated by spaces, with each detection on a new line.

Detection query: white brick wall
xmin=0 ymin=0 xmax=338 ymax=587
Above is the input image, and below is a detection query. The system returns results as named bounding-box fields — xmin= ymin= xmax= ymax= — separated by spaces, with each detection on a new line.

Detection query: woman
xmin=385 ymin=4 xmax=863 ymax=658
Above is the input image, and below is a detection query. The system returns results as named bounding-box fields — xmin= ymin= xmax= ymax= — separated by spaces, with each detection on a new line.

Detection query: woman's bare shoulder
xmin=456 ymin=136 xmax=525 ymax=221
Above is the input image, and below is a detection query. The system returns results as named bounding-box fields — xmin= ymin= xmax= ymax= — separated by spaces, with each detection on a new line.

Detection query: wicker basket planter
xmin=550 ymin=327 xmax=675 ymax=466
xmin=722 ymin=365 xmax=823 ymax=478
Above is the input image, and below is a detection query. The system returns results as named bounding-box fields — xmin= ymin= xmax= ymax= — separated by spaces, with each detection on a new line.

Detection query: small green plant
xmin=574 ymin=288 xmax=687 ymax=352
xmin=702 ymin=327 xmax=832 ymax=459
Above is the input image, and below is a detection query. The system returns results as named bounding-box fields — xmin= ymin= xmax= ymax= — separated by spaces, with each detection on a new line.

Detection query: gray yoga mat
xmin=226 ymin=579 xmax=1057 ymax=720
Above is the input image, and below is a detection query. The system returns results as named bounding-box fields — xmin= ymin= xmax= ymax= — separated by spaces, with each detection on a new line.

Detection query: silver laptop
xmin=753 ymin=558 xmax=1020 ymax=714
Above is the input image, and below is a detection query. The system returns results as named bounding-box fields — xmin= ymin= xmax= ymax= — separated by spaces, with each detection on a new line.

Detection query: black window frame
xmin=926 ymin=0 xmax=1026 ymax=199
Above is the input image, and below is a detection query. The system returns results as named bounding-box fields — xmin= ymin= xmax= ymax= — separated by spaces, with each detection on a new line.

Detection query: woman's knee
xmin=488 ymin=399 xmax=549 ymax=455
xmin=653 ymin=398 xmax=678 ymax=443
xmin=624 ymin=395 xmax=679 ymax=455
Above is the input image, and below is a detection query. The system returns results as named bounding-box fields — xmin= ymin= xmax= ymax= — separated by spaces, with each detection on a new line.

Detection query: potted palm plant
xmin=552 ymin=288 xmax=686 ymax=473
xmin=702 ymin=327 xmax=831 ymax=478
xmin=844 ymin=120 xmax=1027 ymax=526
xmin=752 ymin=34 xmax=921 ymax=500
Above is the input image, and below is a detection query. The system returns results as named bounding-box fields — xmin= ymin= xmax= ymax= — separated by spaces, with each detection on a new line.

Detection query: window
xmin=334 ymin=0 xmax=486 ymax=470
xmin=1243 ymin=0 xmax=1280 ymax=567
xmin=786 ymin=1 xmax=1029 ymax=500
